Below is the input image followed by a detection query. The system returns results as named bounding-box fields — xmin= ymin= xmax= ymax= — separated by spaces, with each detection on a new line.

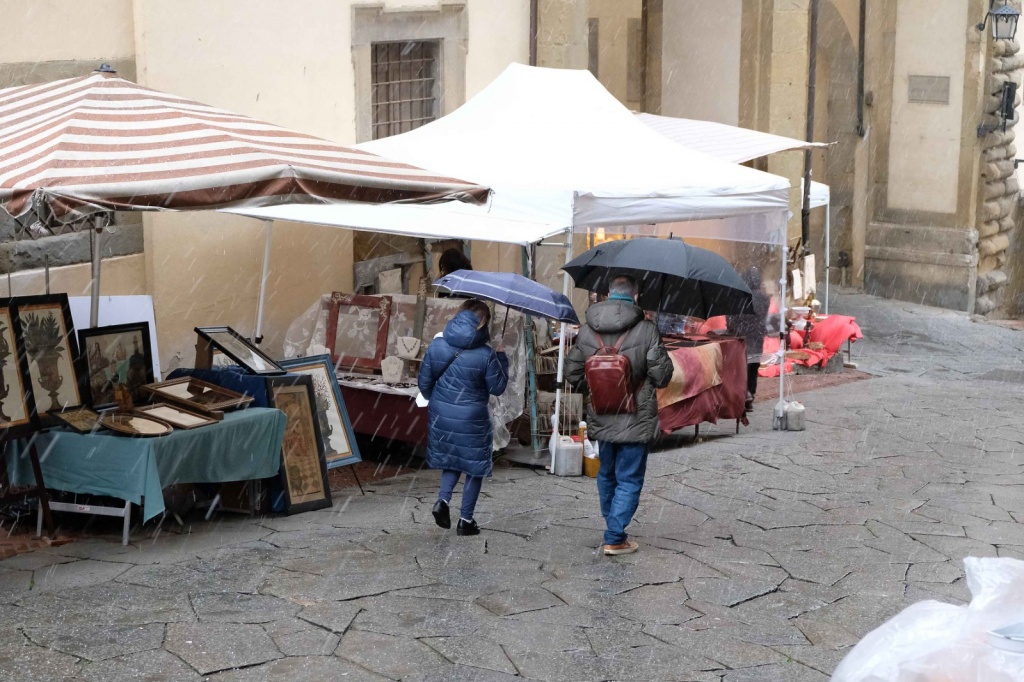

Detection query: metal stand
xmin=40 ymin=498 xmax=130 ymax=546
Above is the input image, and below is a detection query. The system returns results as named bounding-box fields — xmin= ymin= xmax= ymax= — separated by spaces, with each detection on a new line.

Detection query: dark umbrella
xmin=561 ymin=237 xmax=753 ymax=318
xmin=433 ymin=270 xmax=580 ymax=333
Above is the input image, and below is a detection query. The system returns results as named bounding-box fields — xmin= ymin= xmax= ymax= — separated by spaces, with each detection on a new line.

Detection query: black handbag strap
xmin=436 ymin=350 xmax=463 ymax=381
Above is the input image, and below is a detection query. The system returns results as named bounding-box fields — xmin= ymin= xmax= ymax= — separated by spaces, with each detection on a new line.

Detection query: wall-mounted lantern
xmin=977 ymin=1 xmax=1021 ymax=41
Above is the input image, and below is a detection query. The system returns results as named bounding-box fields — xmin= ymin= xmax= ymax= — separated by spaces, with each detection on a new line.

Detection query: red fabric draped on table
xmin=657 ymin=337 xmax=747 ymax=434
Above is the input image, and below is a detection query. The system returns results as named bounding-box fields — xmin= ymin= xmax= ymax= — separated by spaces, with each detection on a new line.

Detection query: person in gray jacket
xmin=565 ymin=275 xmax=673 ymax=556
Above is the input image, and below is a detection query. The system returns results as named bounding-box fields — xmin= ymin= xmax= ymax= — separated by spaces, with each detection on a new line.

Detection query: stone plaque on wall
xmin=908 ymin=75 xmax=950 ymax=104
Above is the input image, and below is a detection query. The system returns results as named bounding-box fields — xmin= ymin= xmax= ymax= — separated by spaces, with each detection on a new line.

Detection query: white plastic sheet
xmin=832 ymin=557 xmax=1024 ymax=682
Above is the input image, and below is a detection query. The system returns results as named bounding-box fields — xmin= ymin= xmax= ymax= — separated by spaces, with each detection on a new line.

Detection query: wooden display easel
xmin=0 ymin=438 xmax=56 ymax=540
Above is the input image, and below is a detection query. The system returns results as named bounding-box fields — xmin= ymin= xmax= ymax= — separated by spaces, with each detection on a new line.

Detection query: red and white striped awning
xmin=0 ymin=71 xmax=488 ymax=229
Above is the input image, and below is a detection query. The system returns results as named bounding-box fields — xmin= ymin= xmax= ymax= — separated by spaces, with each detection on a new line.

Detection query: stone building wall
xmin=977 ymin=28 xmax=1024 ymax=316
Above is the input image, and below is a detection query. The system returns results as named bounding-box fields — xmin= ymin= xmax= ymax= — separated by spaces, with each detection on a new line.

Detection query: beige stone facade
xmin=544 ymin=0 xmax=1024 ymax=316
xmin=1 ymin=0 xmax=529 ymax=372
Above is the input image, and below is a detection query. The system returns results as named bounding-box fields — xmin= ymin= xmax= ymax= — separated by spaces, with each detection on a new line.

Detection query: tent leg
xmin=521 ymin=247 xmax=540 ymax=454
xmin=254 ymin=220 xmax=273 ymax=345
xmin=551 ymin=227 xmax=573 ymax=473
xmin=89 ymin=225 xmax=103 ymax=328
xmin=776 ymin=244 xmax=788 ymax=422
xmin=824 ymin=202 xmax=831 ymax=315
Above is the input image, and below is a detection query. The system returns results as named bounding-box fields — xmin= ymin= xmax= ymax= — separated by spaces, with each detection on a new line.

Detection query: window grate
xmin=371 ymin=41 xmax=440 ymax=140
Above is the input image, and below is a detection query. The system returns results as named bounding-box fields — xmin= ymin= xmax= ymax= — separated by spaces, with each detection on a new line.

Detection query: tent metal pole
xmin=521 ymin=245 xmax=540 ymax=453
xmin=778 ymin=244 xmax=788 ymax=413
xmin=824 ymin=201 xmax=831 ymax=314
xmin=254 ymin=220 xmax=273 ymax=345
xmin=89 ymin=223 xmax=103 ymax=328
xmin=551 ymin=227 xmax=573 ymax=473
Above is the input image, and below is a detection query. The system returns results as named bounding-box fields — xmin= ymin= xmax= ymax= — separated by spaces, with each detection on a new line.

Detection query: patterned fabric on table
xmin=656 ymin=343 xmax=723 ymax=411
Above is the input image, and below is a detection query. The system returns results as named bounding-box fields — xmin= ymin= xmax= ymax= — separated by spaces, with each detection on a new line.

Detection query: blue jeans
xmin=438 ymin=470 xmax=484 ymax=521
xmin=597 ymin=442 xmax=649 ymax=545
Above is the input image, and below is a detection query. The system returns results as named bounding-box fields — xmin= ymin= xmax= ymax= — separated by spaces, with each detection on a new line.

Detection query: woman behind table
xmin=418 ymin=299 xmax=509 ymax=536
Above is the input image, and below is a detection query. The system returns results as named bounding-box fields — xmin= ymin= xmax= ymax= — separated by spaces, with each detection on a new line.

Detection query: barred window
xmin=371 ymin=41 xmax=440 ymax=140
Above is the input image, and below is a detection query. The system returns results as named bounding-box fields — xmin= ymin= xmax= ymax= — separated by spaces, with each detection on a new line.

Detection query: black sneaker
xmin=456 ymin=518 xmax=480 ymax=536
xmin=432 ymin=500 xmax=451 ymax=529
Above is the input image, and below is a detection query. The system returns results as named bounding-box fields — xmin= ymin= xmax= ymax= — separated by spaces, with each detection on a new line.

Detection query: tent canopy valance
xmin=0 ymin=71 xmax=488 ymax=232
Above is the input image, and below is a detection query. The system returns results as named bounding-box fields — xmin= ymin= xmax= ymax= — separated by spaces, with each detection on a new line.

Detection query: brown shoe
xmin=602 ymin=540 xmax=639 ymax=556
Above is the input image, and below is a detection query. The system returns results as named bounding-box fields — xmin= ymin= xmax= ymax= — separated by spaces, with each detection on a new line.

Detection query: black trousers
xmin=746 ymin=363 xmax=759 ymax=399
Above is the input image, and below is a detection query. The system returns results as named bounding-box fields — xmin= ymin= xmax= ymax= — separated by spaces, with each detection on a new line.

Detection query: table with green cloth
xmin=3 ymin=408 xmax=286 ymax=522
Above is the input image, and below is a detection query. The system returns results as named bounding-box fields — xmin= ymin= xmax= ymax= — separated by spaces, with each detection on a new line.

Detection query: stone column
xmin=537 ymin=0 xmax=589 ymax=70
xmin=976 ymin=4 xmax=1024 ymax=316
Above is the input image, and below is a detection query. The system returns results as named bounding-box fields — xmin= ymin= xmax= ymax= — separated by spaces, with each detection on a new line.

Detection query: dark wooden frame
xmin=194 ymin=326 xmax=285 ymax=376
xmin=10 ymin=293 xmax=84 ymax=420
xmin=279 ymin=354 xmax=362 ymax=469
xmin=134 ymin=402 xmax=218 ymax=430
xmin=99 ymin=412 xmax=173 ymax=437
xmin=142 ymin=376 xmax=253 ymax=414
xmin=0 ymin=301 xmax=39 ymax=439
xmin=76 ymin=321 xmax=155 ymax=411
xmin=326 ymin=293 xmax=391 ymax=372
xmin=265 ymin=374 xmax=332 ymax=514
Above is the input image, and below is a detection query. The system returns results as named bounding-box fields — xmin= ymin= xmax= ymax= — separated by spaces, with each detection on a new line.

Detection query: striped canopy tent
xmin=0 ymin=68 xmax=488 ymax=232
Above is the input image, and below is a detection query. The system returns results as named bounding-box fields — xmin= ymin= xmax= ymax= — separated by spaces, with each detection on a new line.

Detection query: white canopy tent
xmin=229 ymin=64 xmax=794 ymax=459
xmin=635 ymin=112 xmax=835 ymax=312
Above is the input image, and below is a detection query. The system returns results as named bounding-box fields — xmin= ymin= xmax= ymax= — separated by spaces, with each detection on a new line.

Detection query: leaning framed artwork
xmin=195 ymin=326 xmax=284 ymax=375
xmin=11 ymin=294 xmax=83 ymax=418
xmin=265 ymin=374 xmax=332 ymax=514
xmin=279 ymin=355 xmax=361 ymax=468
xmin=0 ymin=302 xmax=37 ymax=438
xmin=326 ymin=293 xmax=391 ymax=372
xmin=77 ymin=322 xmax=155 ymax=410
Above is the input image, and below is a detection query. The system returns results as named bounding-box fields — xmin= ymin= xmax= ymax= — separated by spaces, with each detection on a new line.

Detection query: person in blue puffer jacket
xmin=418 ymin=299 xmax=509 ymax=536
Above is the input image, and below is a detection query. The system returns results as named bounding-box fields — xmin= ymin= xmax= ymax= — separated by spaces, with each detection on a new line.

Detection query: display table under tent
xmin=3 ymin=408 xmax=286 ymax=545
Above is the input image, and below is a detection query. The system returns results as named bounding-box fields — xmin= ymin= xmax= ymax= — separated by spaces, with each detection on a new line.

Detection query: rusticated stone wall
xmin=977 ymin=22 xmax=1024 ymax=316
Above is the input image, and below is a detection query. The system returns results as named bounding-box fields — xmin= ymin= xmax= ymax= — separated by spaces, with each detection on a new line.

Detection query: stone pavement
xmin=1 ymin=292 xmax=1023 ymax=681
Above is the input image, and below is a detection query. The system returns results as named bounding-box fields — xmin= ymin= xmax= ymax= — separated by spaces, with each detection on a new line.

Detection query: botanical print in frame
xmin=12 ymin=294 xmax=83 ymax=417
xmin=77 ymin=322 xmax=154 ymax=410
xmin=195 ymin=326 xmax=284 ymax=375
xmin=326 ymin=293 xmax=391 ymax=372
xmin=279 ymin=355 xmax=361 ymax=468
xmin=0 ymin=304 xmax=36 ymax=437
xmin=266 ymin=375 xmax=332 ymax=514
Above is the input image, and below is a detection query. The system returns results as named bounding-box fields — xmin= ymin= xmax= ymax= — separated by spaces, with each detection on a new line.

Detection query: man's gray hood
xmin=584 ymin=299 xmax=645 ymax=335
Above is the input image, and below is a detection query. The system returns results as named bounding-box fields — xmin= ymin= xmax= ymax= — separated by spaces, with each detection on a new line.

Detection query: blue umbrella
xmin=433 ymin=270 xmax=580 ymax=331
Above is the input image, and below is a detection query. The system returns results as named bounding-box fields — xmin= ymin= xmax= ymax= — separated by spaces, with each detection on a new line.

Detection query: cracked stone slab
xmin=336 ymin=629 xmax=446 ymax=679
xmin=207 ymin=655 xmax=389 ymax=681
xmin=476 ymin=619 xmax=590 ymax=655
xmin=191 ymin=592 xmax=300 ymax=623
xmin=645 ymin=624 xmax=785 ymax=669
xmin=164 ymin=622 xmax=282 ymax=675
xmin=296 ymin=601 xmax=362 ymax=634
xmin=723 ymin=661 xmax=830 ymax=681
xmin=475 ymin=586 xmax=562 ymax=616
xmin=75 ymin=649 xmax=201 ymax=681
xmin=907 ymin=561 xmax=964 ymax=583
xmin=793 ymin=617 xmax=860 ymax=650
xmin=271 ymin=626 xmax=340 ymax=656
xmin=24 ymin=622 xmax=164 ymax=662
xmin=422 ymin=635 xmax=519 ymax=675
xmin=349 ymin=595 xmax=495 ymax=638
xmin=506 ymin=642 xmax=720 ymax=682
xmin=32 ymin=559 xmax=130 ymax=591
xmin=683 ymin=577 xmax=781 ymax=607
xmin=0 ymin=644 xmax=80 ymax=681
xmin=400 ymin=665 xmax=523 ymax=682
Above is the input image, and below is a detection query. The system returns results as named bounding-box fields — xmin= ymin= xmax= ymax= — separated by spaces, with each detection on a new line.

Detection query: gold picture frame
xmin=134 ymin=403 xmax=218 ymax=430
xmin=142 ymin=376 xmax=253 ymax=414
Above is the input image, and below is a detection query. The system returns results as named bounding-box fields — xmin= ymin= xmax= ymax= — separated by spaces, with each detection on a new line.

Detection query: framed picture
xmin=11 ymin=294 xmax=83 ymax=418
xmin=135 ymin=403 xmax=218 ymax=430
xmin=76 ymin=322 xmax=155 ymax=410
xmin=266 ymin=375 xmax=332 ymax=514
xmin=279 ymin=355 xmax=361 ymax=469
xmin=194 ymin=326 xmax=284 ymax=375
xmin=0 ymin=302 xmax=37 ymax=439
xmin=326 ymin=293 xmax=391 ymax=372
xmin=52 ymin=407 xmax=102 ymax=434
xmin=142 ymin=376 xmax=253 ymax=414
xmin=99 ymin=413 xmax=172 ymax=437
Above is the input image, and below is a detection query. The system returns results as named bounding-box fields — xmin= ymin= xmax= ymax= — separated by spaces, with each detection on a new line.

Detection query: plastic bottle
xmin=578 ymin=420 xmax=587 ymax=443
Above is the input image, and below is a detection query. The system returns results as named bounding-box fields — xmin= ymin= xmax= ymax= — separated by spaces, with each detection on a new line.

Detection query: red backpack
xmin=584 ymin=329 xmax=638 ymax=415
